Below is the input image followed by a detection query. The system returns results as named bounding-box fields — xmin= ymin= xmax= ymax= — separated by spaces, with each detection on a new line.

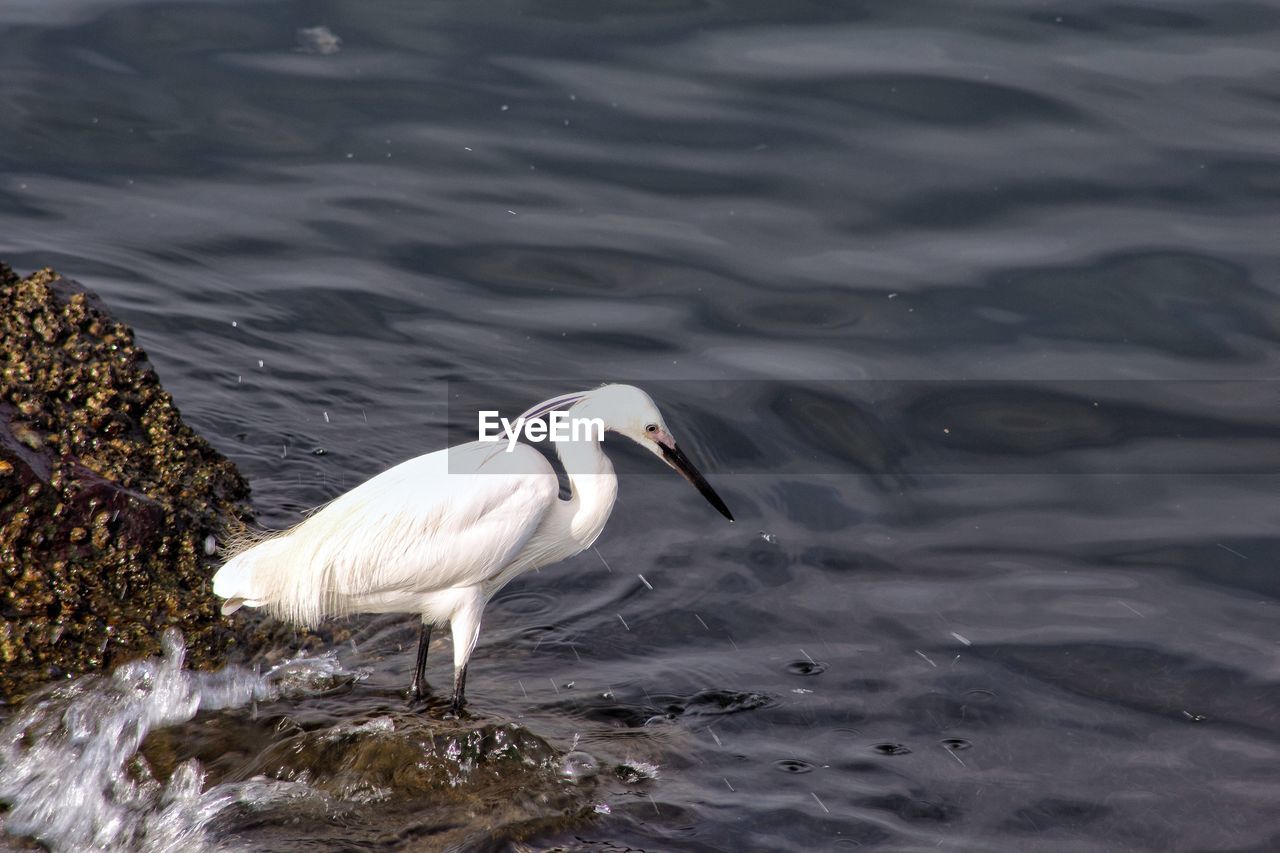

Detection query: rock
xmin=139 ymin=710 xmax=597 ymax=849
xmin=0 ymin=263 xmax=252 ymax=701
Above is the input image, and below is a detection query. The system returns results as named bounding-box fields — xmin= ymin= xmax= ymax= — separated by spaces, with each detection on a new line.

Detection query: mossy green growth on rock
xmin=0 ymin=263 xmax=252 ymax=701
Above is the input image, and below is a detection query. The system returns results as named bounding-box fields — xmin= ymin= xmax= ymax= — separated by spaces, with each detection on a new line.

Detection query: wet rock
xmin=247 ymin=715 xmax=561 ymax=797
xmin=169 ymin=712 xmax=597 ymax=848
xmin=0 ymin=263 xmax=252 ymax=701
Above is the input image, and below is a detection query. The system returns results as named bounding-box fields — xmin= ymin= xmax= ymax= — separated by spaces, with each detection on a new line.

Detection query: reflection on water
xmin=3 ymin=0 xmax=1280 ymax=849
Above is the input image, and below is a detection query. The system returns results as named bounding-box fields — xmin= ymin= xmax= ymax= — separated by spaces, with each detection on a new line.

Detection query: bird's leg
xmin=449 ymin=664 xmax=468 ymax=716
xmin=409 ymin=622 xmax=432 ymax=701
xmin=445 ymin=585 xmax=484 ymax=717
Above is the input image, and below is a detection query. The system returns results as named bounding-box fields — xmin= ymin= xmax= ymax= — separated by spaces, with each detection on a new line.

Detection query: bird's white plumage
xmin=214 ymin=441 xmax=562 ymax=626
xmin=211 ymin=384 xmax=731 ymax=710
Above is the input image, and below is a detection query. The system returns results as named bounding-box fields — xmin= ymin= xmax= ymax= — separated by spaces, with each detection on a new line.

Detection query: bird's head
xmin=518 ymin=384 xmax=734 ymax=521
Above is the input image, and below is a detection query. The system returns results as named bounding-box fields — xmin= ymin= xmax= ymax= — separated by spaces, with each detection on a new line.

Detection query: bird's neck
xmin=554 ymin=438 xmax=618 ymax=548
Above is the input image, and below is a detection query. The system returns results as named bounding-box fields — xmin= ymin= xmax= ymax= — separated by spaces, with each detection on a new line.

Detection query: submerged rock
xmin=140 ymin=708 xmax=598 ymax=849
xmin=247 ymin=715 xmax=563 ymax=799
xmin=0 ymin=263 xmax=251 ymax=701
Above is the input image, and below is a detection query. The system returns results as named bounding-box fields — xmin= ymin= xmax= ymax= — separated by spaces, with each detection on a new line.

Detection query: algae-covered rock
xmin=0 ymin=263 xmax=251 ymax=701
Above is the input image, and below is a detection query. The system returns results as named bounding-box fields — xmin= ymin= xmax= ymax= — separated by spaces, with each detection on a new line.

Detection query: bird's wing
xmin=324 ymin=441 xmax=560 ymax=594
xmin=236 ymin=441 xmax=560 ymax=624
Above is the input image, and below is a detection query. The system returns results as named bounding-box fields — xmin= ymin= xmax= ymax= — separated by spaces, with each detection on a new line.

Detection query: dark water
xmin=4 ymin=0 xmax=1280 ymax=850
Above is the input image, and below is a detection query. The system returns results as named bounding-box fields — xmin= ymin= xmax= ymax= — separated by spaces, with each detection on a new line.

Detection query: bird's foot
xmin=443 ymin=694 xmax=467 ymax=720
xmin=406 ymin=681 xmax=430 ymax=707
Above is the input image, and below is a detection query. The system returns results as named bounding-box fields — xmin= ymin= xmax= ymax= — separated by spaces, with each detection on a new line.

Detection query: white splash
xmin=615 ymin=759 xmax=660 ymax=783
xmin=0 ymin=630 xmax=350 ymax=852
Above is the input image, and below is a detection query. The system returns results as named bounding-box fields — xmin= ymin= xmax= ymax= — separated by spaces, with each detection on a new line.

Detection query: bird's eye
xmin=645 ymin=423 xmax=659 ymax=433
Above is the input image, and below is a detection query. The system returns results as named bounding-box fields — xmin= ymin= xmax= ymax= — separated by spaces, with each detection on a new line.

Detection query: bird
xmin=212 ymin=384 xmax=733 ymax=714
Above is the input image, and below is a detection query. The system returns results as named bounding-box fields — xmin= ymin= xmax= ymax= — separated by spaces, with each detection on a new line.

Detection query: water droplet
xmin=941 ymin=738 xmax=972 ymax=751
xmin=873 ymin=743 xmax=911 ymax=756
xmin=560 ymin=750 xmax=599 ymax=782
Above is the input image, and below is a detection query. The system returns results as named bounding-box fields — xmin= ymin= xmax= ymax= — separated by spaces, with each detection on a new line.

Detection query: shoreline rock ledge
xmin=1 ymin=263 xmax=251 ymax=702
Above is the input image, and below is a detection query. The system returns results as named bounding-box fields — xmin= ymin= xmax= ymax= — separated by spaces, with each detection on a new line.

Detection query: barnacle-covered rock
xmin=0 ymin=263 xmax=252 ymax=701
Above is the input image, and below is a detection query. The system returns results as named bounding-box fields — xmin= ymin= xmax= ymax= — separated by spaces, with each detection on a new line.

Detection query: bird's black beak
xmin=660 ymin=442 xmax=734 ymax=521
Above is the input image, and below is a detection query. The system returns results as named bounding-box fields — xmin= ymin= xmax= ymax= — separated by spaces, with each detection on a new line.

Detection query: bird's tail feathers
xmin=212 ymin=527 xmax=325 ymax=622
xmin=217 ymin=518 xmax=274 ymax=562
xmin=211 ymin=536 xmax=276 ymax=613
xmin=212 ymin=516 xmax=356 ymax=628
xmin=220 ymin=596 xmax=247 ymax=616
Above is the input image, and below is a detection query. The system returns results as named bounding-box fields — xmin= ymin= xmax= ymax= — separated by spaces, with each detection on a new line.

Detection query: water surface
xmin=3 ymin=0 xmax=1280 ymax=850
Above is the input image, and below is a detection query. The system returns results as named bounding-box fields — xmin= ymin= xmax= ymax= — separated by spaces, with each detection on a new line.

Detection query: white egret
xmin=212 ymin=384 xmax=733 ymax=713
